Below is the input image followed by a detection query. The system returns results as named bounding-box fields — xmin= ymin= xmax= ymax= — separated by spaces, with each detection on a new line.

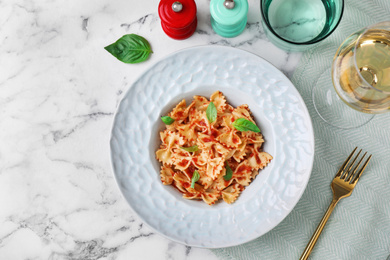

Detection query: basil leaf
xmin=161 ymin=116 xmax=175 ymax=125
xmin=224 ymin=162 xmax=233 ymax=181
xmin=232 ymin=118 xmax=261 ymax=133
xmin=104 ymin=34 xmax=153 ymax=64
xmin=191 ymin=170 xmax=200 ymax=188
xmin=206 ymin=102 xmax=217 ymax=123
xmin=180 ymin=145 xmax=198 ymax=152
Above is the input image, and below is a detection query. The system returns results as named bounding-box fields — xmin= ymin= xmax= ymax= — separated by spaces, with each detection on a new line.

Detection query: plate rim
xmin=109 ymin=45 xmax=315 ymax=248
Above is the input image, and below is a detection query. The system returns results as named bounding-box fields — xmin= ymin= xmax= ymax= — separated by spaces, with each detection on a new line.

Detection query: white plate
xmin=110 ymin=46 xmax=314 ymax=248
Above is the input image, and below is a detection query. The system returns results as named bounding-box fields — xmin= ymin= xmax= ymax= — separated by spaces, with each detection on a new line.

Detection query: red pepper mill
xmin=158 ymin=0 xmax=197 ymax=40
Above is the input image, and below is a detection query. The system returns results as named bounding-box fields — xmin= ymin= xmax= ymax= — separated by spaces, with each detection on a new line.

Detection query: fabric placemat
xmin=213 ymin=0 xmax=390 ymax=259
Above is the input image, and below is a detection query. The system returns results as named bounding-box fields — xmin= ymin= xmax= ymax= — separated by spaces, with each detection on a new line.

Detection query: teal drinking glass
xmin=260 ymin=0 xmax=344 ymax=51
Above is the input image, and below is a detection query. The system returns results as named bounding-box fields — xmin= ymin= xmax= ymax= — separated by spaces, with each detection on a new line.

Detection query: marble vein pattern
xmin=0 ymin=0 xmax=301 ymax=259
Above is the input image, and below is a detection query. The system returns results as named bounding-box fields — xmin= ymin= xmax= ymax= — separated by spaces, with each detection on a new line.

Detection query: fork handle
xmin=299 ymin=198 xmax=339 ymax=260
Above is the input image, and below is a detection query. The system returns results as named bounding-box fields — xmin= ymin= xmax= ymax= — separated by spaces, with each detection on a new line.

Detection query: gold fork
xmin=300 ymin=147 xmax=372 ymax=260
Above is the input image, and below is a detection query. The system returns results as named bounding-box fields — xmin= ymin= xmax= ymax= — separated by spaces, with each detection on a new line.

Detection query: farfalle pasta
xmin=156 ymin=91 xmax=272 ymax=205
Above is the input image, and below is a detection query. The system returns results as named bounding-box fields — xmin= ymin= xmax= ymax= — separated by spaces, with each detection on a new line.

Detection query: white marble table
xmin=0 ymin=0 xmax=301 ymax=259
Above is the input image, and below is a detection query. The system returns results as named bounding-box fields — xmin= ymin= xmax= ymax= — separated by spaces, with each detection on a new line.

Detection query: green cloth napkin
xmin=213 ymin=0 xmax=390 ymax=259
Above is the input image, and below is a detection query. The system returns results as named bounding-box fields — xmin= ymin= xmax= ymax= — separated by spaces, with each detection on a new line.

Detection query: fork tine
xmin=346 ymin=152 xmax=367 ymax=182
xmin=351 ymin=154 xmax=372 ymax=184
xmin=335 ymin=147 xmax=357 ymax=178
xmin=341 ymin=149 xmax=362 ymax=180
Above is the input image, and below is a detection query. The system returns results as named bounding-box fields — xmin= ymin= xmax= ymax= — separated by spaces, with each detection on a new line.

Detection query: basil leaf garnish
xmin=104 ymin=34 xmax=153 ymax=64
xmin=180 ymin=145 xmax=198 ymax=152
xmin=191 ymin=170 xmax=200 ymax=188
xmin=161 ymin=116 xmax=175 ymax=125
xmin=206 ymin=102 xmax=217 ymax=123
xmin=224 ymin=162 xmax=233 ymax=181
xmin=232 ymin=118 xmax=260 ymax=133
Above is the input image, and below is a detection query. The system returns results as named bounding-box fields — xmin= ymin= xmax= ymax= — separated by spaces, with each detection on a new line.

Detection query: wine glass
xmin=313 ymin=21 xmax=390 ymax=129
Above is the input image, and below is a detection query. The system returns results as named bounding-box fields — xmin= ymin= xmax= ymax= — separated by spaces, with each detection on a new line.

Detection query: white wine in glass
xmin=333 ymin=21 xmax=390 ymax=114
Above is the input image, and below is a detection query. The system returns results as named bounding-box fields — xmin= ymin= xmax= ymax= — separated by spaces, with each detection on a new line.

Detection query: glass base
xmin=312 ymin=68 xmax=374 ymax=129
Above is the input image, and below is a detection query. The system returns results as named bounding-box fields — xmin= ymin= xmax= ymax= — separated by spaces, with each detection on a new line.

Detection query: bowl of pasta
xmin=156 ymin=90 xmax=273 ymax=206
xmin=110 ymin=46 xmax=314 ymax=248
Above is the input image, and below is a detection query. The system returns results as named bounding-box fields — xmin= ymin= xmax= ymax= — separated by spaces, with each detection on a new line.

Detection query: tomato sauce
xmin=235 ymin=164 xmax=252 ymax=176
xmin=199 ymin=120 xmax=207 ymax=127
xmin=255 ymin=155 xmax=262 ymax=165
xmin=176 ymin=111 xmax=184 ymax=118
xmin=188 ymin=165 xmax=196 ymax=175
xmin=178 ymin=159 xmax=189 ymax=167
xmin=202 ymin=137 xmax=213 ymax=142
xmin=211 ymin=129 xmax=219 ymax=139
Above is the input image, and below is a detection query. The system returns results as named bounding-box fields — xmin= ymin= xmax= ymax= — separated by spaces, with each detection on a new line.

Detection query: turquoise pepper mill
xmin=210 ymin=0 xmax=248 ymax=38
